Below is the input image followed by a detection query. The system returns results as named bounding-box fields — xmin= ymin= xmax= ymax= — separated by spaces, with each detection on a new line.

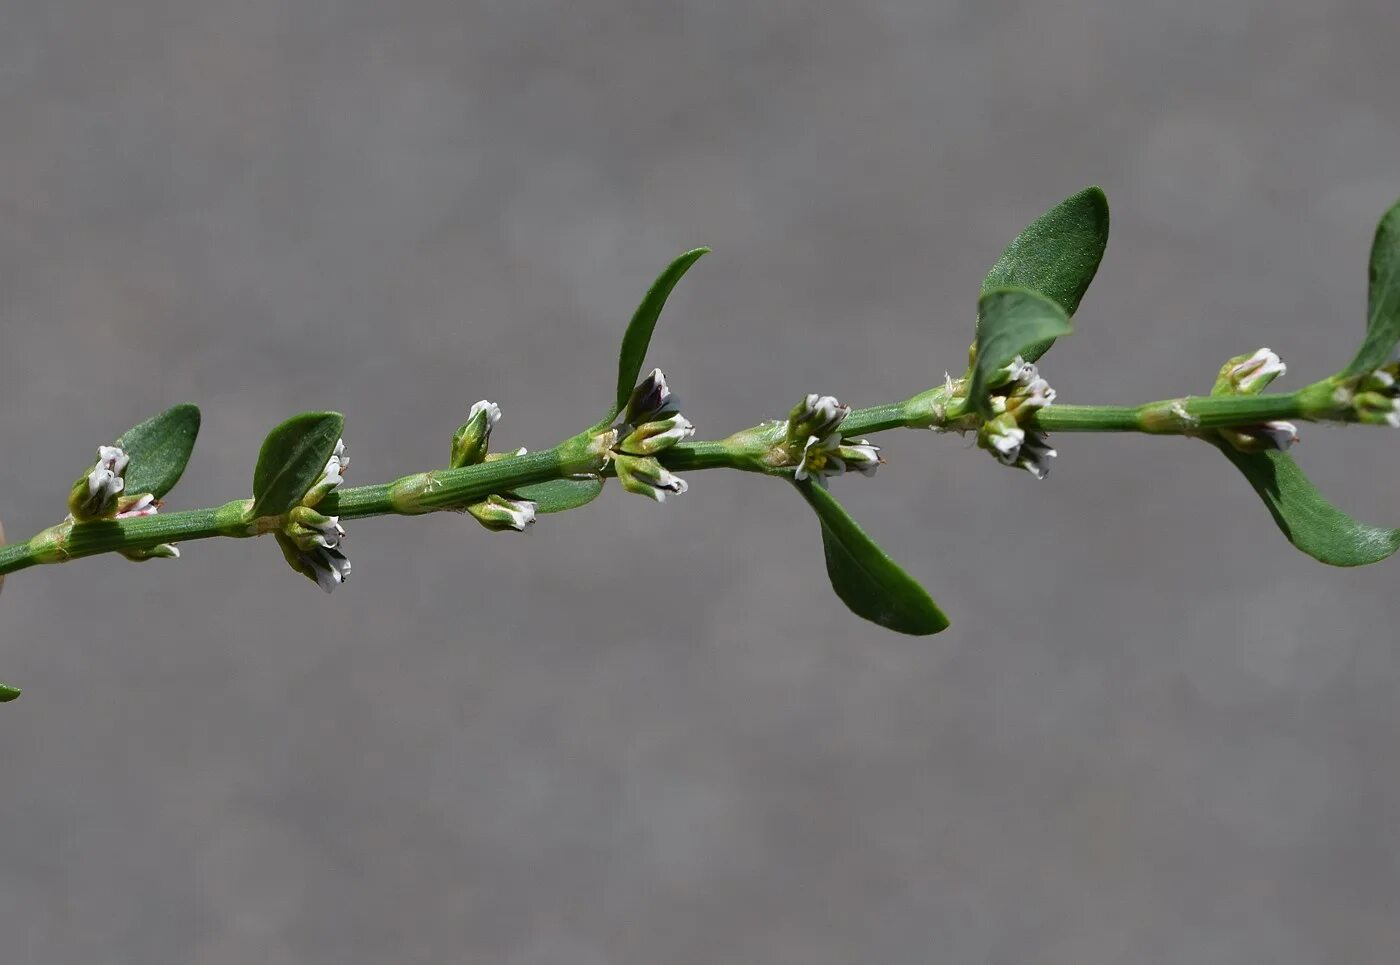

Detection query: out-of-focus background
xmin=2 ymin=2 xmax=1399 ymax=962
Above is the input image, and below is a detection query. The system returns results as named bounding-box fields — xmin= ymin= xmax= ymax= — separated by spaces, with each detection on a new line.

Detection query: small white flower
xmin=614 ymin=454 xmax=689 ymax=502
xmin=1015 ymin=431 xmax=1057 ymax=479
xmin=795 ymin=433 xmax=844 ymax=481
xmin=624 ymin=368 xmax=677 ymax=425
xmin=986 ymin=424 xmax=1026 ymax=465
xmin=1258 ymin=420 xmax=1300 ymax=450
xmin=838 ymin=439 xmax=882 ymax=477
xmin=467 ymin=399 xmax=502 ymax=428
xmin=467 ymin=495 xmax=538 ymax=532
xmin=619 ymin=413 xmax=696 ymax=456
xmin=1228 ymin=348 xmax=1286 ymax=394
xmin=787 ymin=393 xmax=850 ymax=442
xmin=115 ymin=493 xmax=159 ymax=519
xmin=87 ymin=446 xmax=129 ymax=501
xmin=305 ymin=545 xmax=352 ymax=593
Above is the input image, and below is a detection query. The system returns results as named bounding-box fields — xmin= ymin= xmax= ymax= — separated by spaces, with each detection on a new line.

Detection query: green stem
xmin=0 ymin=377 xmax=1362 ymax=579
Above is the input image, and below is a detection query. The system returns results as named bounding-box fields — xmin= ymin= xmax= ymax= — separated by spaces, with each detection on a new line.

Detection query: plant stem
xmin=0 ymin=377 xmax=1359 ymax=579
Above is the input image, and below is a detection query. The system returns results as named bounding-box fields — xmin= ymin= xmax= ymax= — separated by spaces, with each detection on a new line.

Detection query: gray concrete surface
xmin=2 ymin=2 xmax=1399 ymax=962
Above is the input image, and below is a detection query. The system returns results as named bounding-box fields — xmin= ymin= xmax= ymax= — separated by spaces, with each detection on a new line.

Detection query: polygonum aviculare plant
xmin=2 ymin=187 xmax=1399 ymax=702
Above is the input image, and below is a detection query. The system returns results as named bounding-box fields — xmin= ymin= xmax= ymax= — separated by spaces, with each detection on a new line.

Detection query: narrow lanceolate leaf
xmin=1217 ymin=444 xmax=1400 ymax=566
xmin=980 ymin=186 xmax=1109 ymax=362
xmin=114 ymin=403 xmax=201 ymax=498
xmin=795 ymin=480 xmax=950 ymax=635
xmin=251 ymin=412 xmax=345 ymax=517
xmin=605 ymin=248 xmax=709 ymax=424
xmin=969 ymin=288 xmax=1072 ymax=417
xmin=0 ymin=683 xmax=20 ymax=702
xmin=1344 ymin=197 xmax=1400 ymax=376
xmin=514 ymin=477 xmax=605 ymax=514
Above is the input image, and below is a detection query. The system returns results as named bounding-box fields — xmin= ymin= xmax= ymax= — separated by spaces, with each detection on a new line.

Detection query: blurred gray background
xmin=2 ymin=2 xmax=1399 ymax=962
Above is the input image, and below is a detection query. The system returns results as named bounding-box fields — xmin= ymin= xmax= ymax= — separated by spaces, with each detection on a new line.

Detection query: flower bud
xmin=1355 ymin=391 xmax=1400 ymax=428
xmin=1003 ymin=374 xmax=1056 ymax=415
xmin=69 ymin=445 xmax=129 ymax=521
xmin=285 ymin=505 xmax=346 ymax=550
xmin=450 ymin=400 xmax=501 ymax=468
xmin=786 ymin=394 xmax=849 ymax=443
xmin=1360 ymin=362 xmax=1400 ymax=396
xmin=623 ymin=368 xmax=678 ymax=426
xmin=618 ymin=413 xmax=695 ymax=456
xmin=838 ymin=439 xmax=882 ymax=477
xmin=276 ymin=531 xmax=351 ymax=593
xmin=1218 ymin=348 xmax=1286 ymax=395
xmin=614 ymin=454 xmax=688 ymax=502
xmin=466 ymin=494 xmax=537 ymax=532
xmin=977 ymin=414 xmax=1026 ymax=466
xmin=115 ymin=493 xmax=160 ymax=519
xmin=986 ymin=355 xmax=1036 ymax=391
xmin=1014 ymin=431 xmax=1056 ymax=479
xmin=302 ymin=438 xmax=348 ymax=508
xmin=1221 ymin=420 xmax=1300 ymax=453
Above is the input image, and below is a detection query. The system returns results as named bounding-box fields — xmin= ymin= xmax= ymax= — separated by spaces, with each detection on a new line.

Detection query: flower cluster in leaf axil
xmin=1214 ymin=348 xmax=1300 ymax=453
xmin=786 ymin=394 xmax=881 ymax=482
xmin=1353 ymin=362 xmax=1400 ymax=428
xmin=451 ymin=400 xmax=538 ymax=531
xmin=68 ymin=444 xmax=181 ymax=559
xmin=277 ymin=438 xmax=352 ymax=592
xmin=610 ymin=369 xmax=695 ymax=501
xmin=976 ymin=357 xmax=1057 ymax=478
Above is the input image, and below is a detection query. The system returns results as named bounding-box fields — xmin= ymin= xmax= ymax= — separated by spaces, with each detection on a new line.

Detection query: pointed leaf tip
xmin=607 ymin=248 xmax=709 ymax=422
xmin=795 ymin=479 xmax=950 ymax=635
xmin=1345 ymin=196 xmax=1400 ymax=376
xmin=1217 ymin=445 xmax=1400 ymax=567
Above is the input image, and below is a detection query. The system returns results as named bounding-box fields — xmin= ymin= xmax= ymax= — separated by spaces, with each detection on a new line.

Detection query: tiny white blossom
xmin=619 ymin=413 xmax=696 ymax=456
xmin=468 ymin=495 xmax=538 ymax=532
xmin=1258 ymin=420 xmax=1300 ymax=450
xmin=305 ymin=546 xmax=352 ymax=593
xmin=838 ymin=439 xmax=882 ymax=477
xmin=467 ymin=399 xmax=502 ymax=428
xmin=787 ymin=393 xmax=850 ymax=441
xmin=795 ymin=433 xmax=844 ymax=481
xmin=1228 ymin=348 xmax=1286 ymax=393
xmin=87 ymin=446 xmax=129 ymax=501
xmin=1015 ymin=431 xmax=1057 ymax=479
xmin=115 ymin=493 xmax=159 ymax=519
xmin=986 ymin=424 xmax=1026 ymax=465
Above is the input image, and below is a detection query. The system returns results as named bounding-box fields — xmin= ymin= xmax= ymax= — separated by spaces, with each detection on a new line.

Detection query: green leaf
xmin=969 ymin=288 xmax=1073 ymax=417
xmin=0 ymin=683 xmax=20 ymax=702
xmin=251 ymin=412 xmax=345 ymax=517
xmin=1344 ymin=197 xmax=1400 ymax=376
xmin=980 ymin=186 xmax=1109 ymax=362
xmin=794 ymin=479 xmax=950 ymax=635
xmin=606 ymin=248 xmax=709 ymax=423
xmin=514 ymin=477 xmax=605 ymax=514
xmin=1217 ymin=445 xmax=1400 ymax=566
xmin=114 ymin=403 xmax=201 ymax=498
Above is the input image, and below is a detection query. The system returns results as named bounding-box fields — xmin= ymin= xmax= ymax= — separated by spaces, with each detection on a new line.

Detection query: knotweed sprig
xmin=2 ymin=187 xmax=1399 ymax=701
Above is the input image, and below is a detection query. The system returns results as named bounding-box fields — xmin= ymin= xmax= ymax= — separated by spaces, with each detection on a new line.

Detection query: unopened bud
xmin=786 ymin=394 xmax=849 ymax=442
xmin=302 ymin=438 xmax=348 ymax=508
xmin=614 ymin=454 xmax=689 ymax=502
xmin=276 ymin=531 xmax=351 ymax=593
xmin=837 ymin=439 xmax=882 ymax=477
xmin=1015 ymin=431 xmax=1057 ymax=479
xmin=1221 ymin=420 xmax=1300 ymax=453
xmin=978 ymin=414 xmax=1025 ymax=466
xmin=624 ymin=368 xmax=678 ymax=426
xmin=450 ymin=400 xmax=501 ymax=468
xmin=466 ymin=494 xmax=537 ymax=532
xmin=285 ymin=505 xmax=346 ymax=550
xmin=1219 ymin=348 xmax=1286 ymax=396
xmin=69 ymin=445 xmax=129 ymax=521
xmin=115 ymin=493 xmax=160 ymax=519
xmin=1355 ymin=391 xmax=1400 ymax=428
xmin=618 ymin=413 xmax=695 ymax=456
